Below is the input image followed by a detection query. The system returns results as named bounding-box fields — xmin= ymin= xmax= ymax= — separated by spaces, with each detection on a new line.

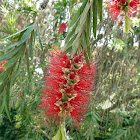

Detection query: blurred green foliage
xmin=0 ymin=0 xmax=140 ymax=140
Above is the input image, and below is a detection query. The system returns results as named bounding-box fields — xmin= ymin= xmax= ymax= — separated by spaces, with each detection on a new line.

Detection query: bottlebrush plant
xmin=39 ymin=48 xmax=96 ymax=139
xmin=0 ymin=60 xmax=7 ymax=73
xmin=107 ymin=0 xmax=140 ymax=32
xmin=58 ymin=22 xmax=67 ymax=34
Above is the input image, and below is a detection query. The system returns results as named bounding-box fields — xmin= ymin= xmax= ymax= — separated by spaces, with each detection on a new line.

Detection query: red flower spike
xmin=0 ymin=67 xmax=5 ymax=72
xmin=18 ymin=25 xmax=22 ymax=30
xmin=58 ymin=22 xmax=67 ymax=34
xmin=107 ymin=0 xmax=140 ymax=22
xmin=0 ymin=60 xmax=7 ymax=73
xmin=39 ymin=50 xmax=96 ymax=125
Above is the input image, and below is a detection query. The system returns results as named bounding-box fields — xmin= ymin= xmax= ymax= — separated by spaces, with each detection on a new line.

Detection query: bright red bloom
xmin=39 ymin=50 xmax=96 ymax=125
xmin=107 ymin=0 xmax=140 ymax=21
xmin=0 ymin=60 xmax=7 ymax=73
xmin=58 ymin=22 xmax=67 ymax=34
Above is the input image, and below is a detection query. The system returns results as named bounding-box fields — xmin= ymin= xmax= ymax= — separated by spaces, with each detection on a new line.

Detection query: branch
xmin=41 ymin=130 xmax=52 ymax=140
xmin=32 ymin=125 xmax=52 ymax=140
xmin=40 ymin=0 xmax=49 ymax=9
xmin=104 ymin=94 xmax=140 ymax=113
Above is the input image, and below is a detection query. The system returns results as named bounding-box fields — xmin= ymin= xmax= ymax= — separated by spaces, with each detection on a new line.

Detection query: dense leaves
xmin=0 ymin=0 xmax=140 ymax=140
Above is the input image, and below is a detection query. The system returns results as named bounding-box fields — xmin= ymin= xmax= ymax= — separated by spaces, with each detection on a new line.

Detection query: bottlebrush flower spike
xmin=107 ymin=0 xmax=140 ymax=21
xmin=58 ymin=22 xmax=67 ymax=34
xmin=0 ymin=60 xmax=7 ymax=73
xmin=39 ymin=50 xmax=96 ymax=125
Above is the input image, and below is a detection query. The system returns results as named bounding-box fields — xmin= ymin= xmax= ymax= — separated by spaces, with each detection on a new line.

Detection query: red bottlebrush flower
xmin=14 ymin=40 xmax=17 ymax=43
xmin=0 ymin=67 xmax=5 ymax=72
xmin=107 ymin=0 xmax=140 ymax=21
xmin=18 ymin=25 xmax=22 ymax=30
xmin=39 ymin=50 xmax=96 ymax=125
xmin=0 ymin=60 xmax=7 ymax=73
xmin=21 ymin=16 xmax=26 ymax=20
xmin=58 ymin=22 xmax=67 ymax=34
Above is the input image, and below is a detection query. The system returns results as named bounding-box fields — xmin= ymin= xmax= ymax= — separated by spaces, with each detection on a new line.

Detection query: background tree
xmin=0 ymin=0 xmax=140 ymax=139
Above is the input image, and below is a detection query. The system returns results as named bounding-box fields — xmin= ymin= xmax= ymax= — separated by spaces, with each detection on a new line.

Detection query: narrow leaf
xmin=93 ymin=0 xmax=98 ymax=37
xmin=97 ymin=0 xmax=103 ymax=21
xmin=2 ymin=24 xmax=35 ymax=40
xmin=29 ymin=31 xmax=34 ymax=59
xmin=0 ymin=93 xmax=6 ymax=114
xmin=26 ymin=50 xmax=31 ymax=82
xmin=16 ymin=23 xmax=35 ymax=46
xmin=69 ymin=0 xmax=88 ymax=28
xmin=1 ymin=43 xmax=17 ymax=51
xmin=0 ymin=46 xmax=21 ymax=62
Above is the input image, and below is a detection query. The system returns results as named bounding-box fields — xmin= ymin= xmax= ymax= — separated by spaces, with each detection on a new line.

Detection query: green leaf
xmin=1 ymin=43 xmax=17 ymax=51
xmin=0 ymin=78 xmax=7 ymax=93
xmin=64 ymin=0 xmax=94 ymax=59
xmin=97 ymin=0 xmax=103 ymax=21
xmin=52 ymin=127 xmax=62 ymax=140
xmin=75 ymin=1 xmax=91 ymax=35
xmin=69 ymin=0 xmax=88 ymax=28
xmin=124 ymin=15 xmax=133 ymax=33
xmin=0 ymin=46 xmax=21 ymax=62
xmin=1 ymin=24 xmax=35 ymax=40
xmin=0 ymin=66 xmax=13 ymax=81
xmin=29 ymin=31 xmax=34 ymax=59
xmin=84 ymin=52 xmax=89 ymax=65
xmin=16 ymin=23 xmax=35 ymax=46
xmin=85 ymin=7 xmax=92 ymax=41
xmin=64 ymin=35 xmax=77 ymax=53
xmin=9 ymin=61 xmax=21 ymax=90
xmin=5 ymin=83 xmax=11 ymax=121
xmin=82 ymin=31 xmax=87 ymax=49
xmin=65 ymin=20 xmax=79 ymax=43
xmin=63 ymin=46 xmax=72 ymax=55
xmin=71 ymin=38 xmax=80 ymax=58
xmin=5 ymin=102 xmax=11 ymax=121
xmin=93 ymin=0 xmax=98 ymax=37
xmin=0 ymin=92 xmax=6 ymax=114
xmin=26 ymin=50 xmax=31 ymax=82
xmin=52 ymin=124 xmax=68 ymax=140
xmin=3 ymin=51 xmax=20 ymax=67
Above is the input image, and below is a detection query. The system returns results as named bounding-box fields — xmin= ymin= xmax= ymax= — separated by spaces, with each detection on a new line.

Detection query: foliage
xmin=0 ymin=0 xmax=140 ymax=140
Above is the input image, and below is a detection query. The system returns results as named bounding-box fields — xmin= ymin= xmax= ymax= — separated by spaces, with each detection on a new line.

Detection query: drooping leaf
xmin=29 ymin=30 xmax=34 ymax=59
xmin=97 ymin=0 xmax=103 ymax=21
xmin=1 ymin=43 xmax=17 ymax=51
xmin=52 ymin=124 xmax=68 ymax=140
xmin=16 ymin=23 xmax=35 ymax=46
xmin=1 ymin=24 xmax=35 ymax=40
xmin=0 ymin=92 xmax=6 ymax=114
xmin=0 ymin=46 xmax=21 ymax=62
xmin=124 ymin=15 xmax=133 ymax=33
xmin=69 ymin=0 xmax=88 ymax=28
xmin=93 ymin=0 xmax=98 ymax=37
